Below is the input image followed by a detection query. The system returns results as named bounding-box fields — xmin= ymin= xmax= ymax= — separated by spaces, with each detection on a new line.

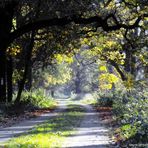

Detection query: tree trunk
xmin=109 ymin=59 xmax=127 ymax=81
xmin=15 ymin=31 xmax=35 ymax=103
xmin=51 ymin=89 xmax=54 ymax=97
xmin=144 ymin=66 xmax=148 ymax=79
xmin=7 ymin=56 xmax=13 ymax=102
xmin=124 ymin=49 xmax=131 ymax=73
xmin=0 ymin=2 xmax=16 ymax=102
xmin=25 ymin=62 xmax=32 ymax=91
xmin=131 ymin=55 xmax=136 ymax=78
xmin=0 ymin=51 xmax=7 ymax=102
xmin=75 ymin=69 xmax=81 ymax=93
xmin=124 ymin=49 xmax=136 ymax=79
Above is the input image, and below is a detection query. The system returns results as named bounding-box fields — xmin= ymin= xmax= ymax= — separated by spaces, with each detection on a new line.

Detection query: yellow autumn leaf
xmin=99 ymin=66 xmax=107 ymax=72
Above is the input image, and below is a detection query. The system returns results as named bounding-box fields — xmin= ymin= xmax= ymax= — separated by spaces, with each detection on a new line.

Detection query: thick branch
xmin=10 ymin=14 xmax=147 ymax=43
xmin=124 ymin=29 xmax=135 ymax=50
xmin=101 ymin=54 xmax=127 ymax=81
xmin=105 ymin=0 xmax=113 ymax=7
xmin=108 ymin=59 xmax=127 ymax=81
xmin=10 ymin=16 xmax=101 ymax=42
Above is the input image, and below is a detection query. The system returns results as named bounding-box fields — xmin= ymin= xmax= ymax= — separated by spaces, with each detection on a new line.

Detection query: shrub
xmin=95 ymin=84 xmax=148 ymax=144
xmin=19 ymin=88 xmax=57 ymax=109
xmin=112 ymin=87 xmax=148 ymax=144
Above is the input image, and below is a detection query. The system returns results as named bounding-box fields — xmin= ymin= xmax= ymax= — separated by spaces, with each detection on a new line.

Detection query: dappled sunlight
xmin=2 ymin=102 xmax=85 ymax=147
xmin=0 ymin=1 xmax=147 ymax=147
xmin=62 ymin=104 xmax=111 ymax=148
xmin=0 ymin=111 xmax=60 ymax=143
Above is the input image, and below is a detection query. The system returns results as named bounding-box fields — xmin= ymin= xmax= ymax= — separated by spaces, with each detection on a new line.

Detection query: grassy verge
xmin=3 ymin=104 xmax=85 ymax=148
xmin=80 ymin=98 xmax=98 ymax=105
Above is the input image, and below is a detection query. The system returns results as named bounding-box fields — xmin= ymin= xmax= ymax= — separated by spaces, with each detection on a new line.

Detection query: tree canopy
xmin=0 ymin=0 xmax=147 ymax=102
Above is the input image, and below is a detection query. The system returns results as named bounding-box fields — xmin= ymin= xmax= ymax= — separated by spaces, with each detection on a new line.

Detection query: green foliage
xmin=44 ymin=64 xmax=72 ymax=87
xmin=99 ymin=65 xmax=107 ymax=72
xmin=94 ymin=81 xmax=148 ymax=144
xmin=98 ymin=97 xmax=113 ymax=107
xmin=112 ymin=86 xmax=148 ymax=144
xmin=7 ymin=44 xmax=21 ymax=56
xmin=19 ymin=89 xmax=57 ymax=109
xmin=34 ymin=62 xmax=72 ymax=89
xmin=123 ymin=73 xmax=135 ymax=89
xmin=99 ymin=73 xmax=119 ymax=90
xmin=54 ymin=54 xmax=74 ymax=64
xmin=98 ymin=63 xmax=120 ymax=90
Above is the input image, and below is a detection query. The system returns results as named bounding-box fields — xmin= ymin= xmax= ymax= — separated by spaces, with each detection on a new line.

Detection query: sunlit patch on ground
xmin=2 ymin=104 xmax=84 ymax=148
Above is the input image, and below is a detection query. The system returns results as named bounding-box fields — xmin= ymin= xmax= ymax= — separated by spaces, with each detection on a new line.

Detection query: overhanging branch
xmin=10 ymin=14 xmax=147 ymax=43
xmin=108 ymin=59 xmax=127 ymax=81
xmin=101 ymin=54 xmax=127 ymax=81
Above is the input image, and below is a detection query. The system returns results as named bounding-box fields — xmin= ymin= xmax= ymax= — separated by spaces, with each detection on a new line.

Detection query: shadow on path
xmin=62 ymin=103 xmax=111 ymax=148
xmin=0 ymin=94 xmax=112 ymax=148
xmin=0 ymin=98 xmax=68 ymax=143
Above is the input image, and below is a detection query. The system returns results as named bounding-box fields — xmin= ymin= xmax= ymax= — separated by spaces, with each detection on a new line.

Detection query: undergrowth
xmin=18 ymin=88 xmax=57 ymax=109
xmin=94 ymin=84 xmax=148 ymax=146
xmin=0 ymin=89 xmax=57 ymax=124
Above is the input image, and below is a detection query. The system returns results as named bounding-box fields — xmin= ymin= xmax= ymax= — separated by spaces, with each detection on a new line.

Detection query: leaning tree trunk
xmin=15 ymin=31 xmax=35 ymax=103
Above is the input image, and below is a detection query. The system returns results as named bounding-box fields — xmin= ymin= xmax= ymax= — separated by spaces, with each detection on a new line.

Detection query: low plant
xmin=17 ymin=88 xmax=57 ymax=109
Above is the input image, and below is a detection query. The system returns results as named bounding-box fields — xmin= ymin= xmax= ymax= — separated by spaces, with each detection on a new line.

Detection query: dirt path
xmin=0 ymin=97 xmax=68 ymax=144
xmin=62 ymin=104 xmax=111 ymax=148
xmin=0 ymin=95 xmax=111 ymax=147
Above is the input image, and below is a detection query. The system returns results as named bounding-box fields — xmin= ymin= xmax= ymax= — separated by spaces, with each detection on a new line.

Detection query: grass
xmin=3 ymin=104 xmax=85 ymax=148
xmin=80 ymin=98 xmax=98 ymax=105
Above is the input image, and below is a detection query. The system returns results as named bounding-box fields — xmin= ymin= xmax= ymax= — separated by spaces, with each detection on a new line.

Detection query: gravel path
xmin=0 ymin=97 xmax=68 ymax=144
xmin=0 ymin=94 xmax=111 ymax=147
xmin=62 ymin=104 xmax=111 ymax=148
